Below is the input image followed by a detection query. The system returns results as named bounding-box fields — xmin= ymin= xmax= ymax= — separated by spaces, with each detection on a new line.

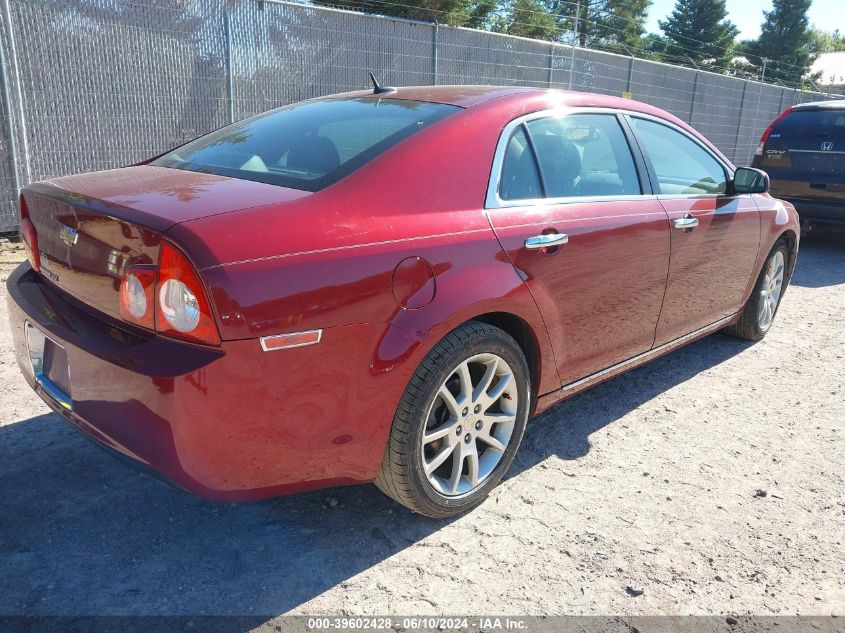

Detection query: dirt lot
xmin=0 ymin=233 xmax=842 ymax=619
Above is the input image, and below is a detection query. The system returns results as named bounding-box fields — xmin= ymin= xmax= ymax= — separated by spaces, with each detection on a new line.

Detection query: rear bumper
xmin=777 ymin=197 xmax=845 ymax=224
xmin=6 ymin=264 xmax=394 ymax=501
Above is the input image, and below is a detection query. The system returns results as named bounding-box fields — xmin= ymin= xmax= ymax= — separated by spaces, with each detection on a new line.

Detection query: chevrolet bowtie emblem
xmin=59 ymin=225 xmax=78 ymax=246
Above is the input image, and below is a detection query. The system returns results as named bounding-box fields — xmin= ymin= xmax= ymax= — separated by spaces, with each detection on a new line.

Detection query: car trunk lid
xmin=23 ymin=166 xmax=310 ymax=320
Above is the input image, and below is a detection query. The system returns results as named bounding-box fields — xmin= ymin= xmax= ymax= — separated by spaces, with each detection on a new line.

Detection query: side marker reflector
xmin=260 ymin=329 xmax=322 ymax=352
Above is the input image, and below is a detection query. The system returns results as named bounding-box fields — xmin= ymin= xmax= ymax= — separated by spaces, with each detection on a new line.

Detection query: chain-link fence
xmin=0 ymin=0 xmax=838 ymax=233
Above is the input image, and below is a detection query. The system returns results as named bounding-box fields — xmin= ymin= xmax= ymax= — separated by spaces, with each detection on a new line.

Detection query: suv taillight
xmin=117 ymin=241 xmax=220 ymax=346
xmin=18 ymin=195 xmax=40 ymax=272
xmin=756 ymin=107 xmax=793 ymax=156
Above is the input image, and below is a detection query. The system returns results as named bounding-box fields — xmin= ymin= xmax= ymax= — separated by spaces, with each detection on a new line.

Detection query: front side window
xmin=152 ymin=98 xmax=459 ymax=192
xmin=630 ymin=117 xmax=727 ymax=195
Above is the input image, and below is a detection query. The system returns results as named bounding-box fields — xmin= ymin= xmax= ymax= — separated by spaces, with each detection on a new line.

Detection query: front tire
xmin=727 ymin=239 xmax=789 ymax=341
xmin=375 ymin=321 xmax=531 ymax=518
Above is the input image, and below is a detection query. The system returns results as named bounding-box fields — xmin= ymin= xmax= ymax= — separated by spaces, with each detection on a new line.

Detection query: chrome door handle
xmin=674 ymin=217 xmax=699 ymax=229
xmin=524 ymin=233 xmax=568 ymax=249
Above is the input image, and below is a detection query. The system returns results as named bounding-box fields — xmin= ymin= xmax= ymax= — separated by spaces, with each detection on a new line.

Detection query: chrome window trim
xmin=486 ymin=107 xmax=642 ymax=210
xmin=485 ymin=106 xmax=737 ymax=210
xmin=789 ymin=149 xmax=845 ymax=155
xmin=655 ymin=193 xmax=748 ymax=201
xmin=487 ymin=193 xmax=661 ymax=209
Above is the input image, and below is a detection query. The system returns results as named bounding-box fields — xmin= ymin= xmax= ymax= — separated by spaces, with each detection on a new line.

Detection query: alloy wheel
xmin=421 ymin=353 xmax=517 ymax=497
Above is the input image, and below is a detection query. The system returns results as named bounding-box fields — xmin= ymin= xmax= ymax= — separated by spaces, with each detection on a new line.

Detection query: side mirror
xmin=732 ymin=167 xmax=769 ymax=194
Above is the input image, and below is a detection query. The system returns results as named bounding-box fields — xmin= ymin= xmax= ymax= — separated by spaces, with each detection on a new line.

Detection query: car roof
xmin=330 ymin=85 xmax=538 ymax=108
xmin=790 ymin=99 xmax=845 ymax=111
xmin=332 ymin=85 xmax=670 ymax=114
xmin=328 ymin=84 xmax=719 ymax=160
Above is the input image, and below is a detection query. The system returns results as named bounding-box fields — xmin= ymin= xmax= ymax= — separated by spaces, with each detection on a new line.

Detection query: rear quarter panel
xmin=162 ymin=99 xmax=562 ymax=472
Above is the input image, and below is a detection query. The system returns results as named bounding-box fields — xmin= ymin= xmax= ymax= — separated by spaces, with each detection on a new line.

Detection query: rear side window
xmin=772 ymin=109 xmax=845 ymax=141
xmin=497 ymin=114 xmax=641 ymax=202
xmin=525 ymin=114 xmax=641 ymax=198
xmin=152 ymin=98 xmax=459 ymax=192
xmin=631 ymin=118 xmax=727 ymax=195
xmin=499 ymin=127 xmax=542 ymax=201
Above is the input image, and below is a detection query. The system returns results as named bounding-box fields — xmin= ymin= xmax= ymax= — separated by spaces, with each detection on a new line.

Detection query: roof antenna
xmin=369 ymin=72 xmax=397 ymax=95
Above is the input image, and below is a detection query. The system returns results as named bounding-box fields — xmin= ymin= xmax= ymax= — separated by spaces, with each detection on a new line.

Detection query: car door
xmin=627 ymin=116 xmax=761 ymax=346
xmin=486 ymin=110 xmax=671 ymax=387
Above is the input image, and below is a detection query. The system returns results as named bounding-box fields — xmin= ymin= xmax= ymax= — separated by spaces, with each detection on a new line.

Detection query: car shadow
xmin=510 ymin=333 xmax=754 ymax=476
xmin=790 ymin=229 xmax=845 ymax=288
xmin=0 ymin=410 xmax=446 ymax=619
xmin=15 ymin=221 xmax=840 ymax=620
xmin=0 ymin=330 xmax=755 ymax=620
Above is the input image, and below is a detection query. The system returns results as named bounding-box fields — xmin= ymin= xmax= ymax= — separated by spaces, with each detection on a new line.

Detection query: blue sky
xmin=645 ymin=0 xmax=845 ymax=39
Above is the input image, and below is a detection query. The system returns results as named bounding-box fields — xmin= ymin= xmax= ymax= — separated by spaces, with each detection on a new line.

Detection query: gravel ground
xmin=0 ymin=233 xmax=843 ymax=619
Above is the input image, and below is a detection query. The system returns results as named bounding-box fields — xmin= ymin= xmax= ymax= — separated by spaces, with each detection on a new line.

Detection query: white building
xmin=811 ymin=51 xmax=845 ymax=94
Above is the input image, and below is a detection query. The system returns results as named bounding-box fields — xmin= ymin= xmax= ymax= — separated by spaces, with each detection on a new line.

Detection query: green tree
xmin=459 ymin=0 xmax=500 ymax=29
xmin=636 ymin=32 xmax=667 ymax=58
xmin=543 ymin=0 xmax=652 ymax=50
xmin=596 ymin=0 xmax=653 ymax=50
xmin=491 ymin=0 xmax=559 ymax=40
xmin=806 ymin=27 xmax=845 ymax=55
xmin=658 ymin=0 xmax=739 ymax=71
xmin=494 ymin=0 xmax=559 ymax=39
xmin=311 ymin=0 xmax=498 ymax=28
xmin=744 ymin=0 xmax=815 ymax=86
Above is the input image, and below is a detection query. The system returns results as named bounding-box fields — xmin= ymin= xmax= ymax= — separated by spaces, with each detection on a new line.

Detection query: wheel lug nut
xmin=473 ymin=404 xmax=481 ymax=414
xmin=455 ymin=425 xmax=462 ymax=435
xmin=475 ymin=421 xmax=482 ymax=430
xmin=462 ymin=407 xmax=469 ymax=417
xmin=464 ymin=434 xmax=471 ymax=444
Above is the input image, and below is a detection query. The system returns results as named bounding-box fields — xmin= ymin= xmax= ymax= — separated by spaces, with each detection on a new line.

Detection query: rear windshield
xmin=152 ymin=98 xmax=460 ymax=192
xmin=772 ymin=109 xmax=845 ymax=140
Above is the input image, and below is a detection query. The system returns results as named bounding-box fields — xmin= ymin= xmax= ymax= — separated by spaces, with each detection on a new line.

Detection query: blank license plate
xmin=25 ymin=322 xmax=72 ymax=410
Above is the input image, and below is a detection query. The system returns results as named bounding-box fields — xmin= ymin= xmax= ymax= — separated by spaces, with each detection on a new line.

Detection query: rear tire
xmin=726 ymin=239 xmax=789 ymax=341
xmin=800 ymin=220 xmax=811 ymax=239
xmin=375 ymin=321 xmax=531 ymax=518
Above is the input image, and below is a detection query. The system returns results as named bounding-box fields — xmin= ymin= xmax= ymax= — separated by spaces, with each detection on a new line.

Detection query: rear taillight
xmin=156 ymin=242 xmax=220 ymax=346
xmin=18 ymin=195 xmax=40 ymax=272
xmin=118 ymin=267 xmax=156 ymax=329
xmin=117 ymin=241 xmax=220 ymax=346
xmin=755 ymin=107 xmax=793 ymax=156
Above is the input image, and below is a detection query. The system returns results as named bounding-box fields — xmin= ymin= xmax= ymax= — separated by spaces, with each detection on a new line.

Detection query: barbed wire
xmin=233 ymin=13 xmax=770 ymax=101
xmin=306 ymin=0 xmax=818 ymax=80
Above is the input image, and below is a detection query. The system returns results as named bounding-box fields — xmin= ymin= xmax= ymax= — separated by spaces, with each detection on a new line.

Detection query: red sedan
xmin=8 ymin=86 xmax=798 ymax=517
